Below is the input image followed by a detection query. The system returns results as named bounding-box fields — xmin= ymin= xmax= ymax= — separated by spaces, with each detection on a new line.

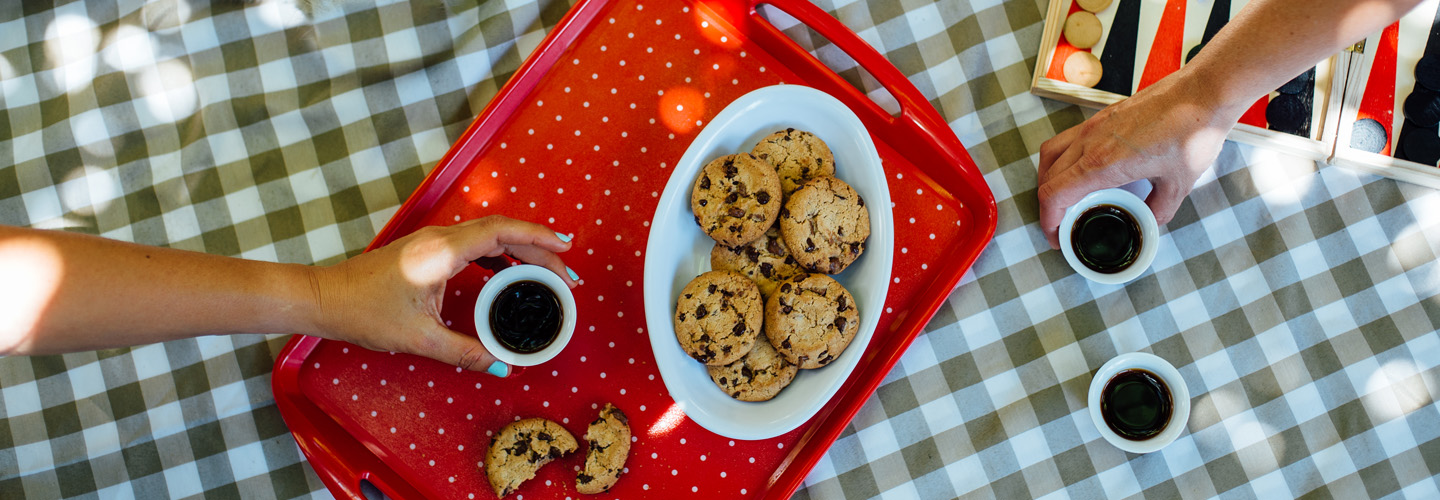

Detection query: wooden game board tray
xmin=1030 ymin=0 xmax=1347 ymax=163
xmin=271 ymin=0 xmax=997 ymax=498
xmin=1332 ymin=1 xmax=1440 ymax=190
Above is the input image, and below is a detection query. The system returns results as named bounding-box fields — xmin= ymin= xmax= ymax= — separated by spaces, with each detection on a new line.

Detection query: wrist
xmin=1170 ymin=63 xmax=1250 ymax=127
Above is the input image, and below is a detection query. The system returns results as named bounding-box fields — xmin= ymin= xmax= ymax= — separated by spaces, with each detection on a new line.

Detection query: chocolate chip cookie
xmin=779 ymin=176 xmax=870 ymax=274
xmin=577 ymin=403 xmax=631 ymax=494
xmin=673 ymin=271 xmax=764 ymax=366
xmin=707 ymin=331 xmax=798 ymax=401
xmin=751 ymin=128 xmax=836 ymax=198
xmin=691 ymin=153 xmax=782 ymax=246
xmin=485 ymin=418 xmax=578 ymax=498
xmin=765 ymin=274 xmax=860 ymax=369
xmin=710 ymin=226 xmax=804 ymax=298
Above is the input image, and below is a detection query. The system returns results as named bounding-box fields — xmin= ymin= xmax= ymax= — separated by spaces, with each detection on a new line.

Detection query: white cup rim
xmin=473 ymin=264 xmax=577 ymax=367
xmin=1059 ymin=188 xmax=1159 ymax=285
xmin=1087 ymin=352 xmax=1191 ymax=454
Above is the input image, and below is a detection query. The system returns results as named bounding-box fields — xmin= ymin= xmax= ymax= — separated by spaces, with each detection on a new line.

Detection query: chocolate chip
xmin=797 ymin=355 xmax=809 ymax=365
xmin=815 ymin=157 xmax=823 ymax=165
xmin=700 ymin=176 xmax=711 ymax=189
xmin=511 ymin=440 xmax=530 ymax=456
xmin=731 ymin=323 xmax=745 ymax=336
xmin=719 ymin=377 xmax=728 ymax=385
xmin=793 ymin=274 xmax=806 ymax=282
xmin=850 ymin=242 xmax=862 ymax=254
xmin=729 ymin=224 xmax=741 ymax=233
xmin=781 ymin=338 xmax=792 ymax=349
xmin=548 ymin=446 xmax=562 ymax=459
xmin=767 ymin=239 xmax=785 ymax=255
xmin=722 ymin=344 xmax=732 ymax=354
xmin=725 ymin=193 xmax=739 ymax=204
xmin=611 ymin=409 xmax=628 ymax=424
xmin=782 ymin=305 xmax=793 ymax=314
xmin=779 ymin=207 xmax=790 ymax=218
xmin=834 ymin=317 xmax=848 ymax=330
xmin=694 ymin=214 xmax=702 ymax=226
xmin=857 ymin=196 xmax=865 ymax=207
xmin=786 ymin=127 xmax=795 ymax=133
xmin=780 ymin=283 xmax=791 ymax=293
xmin=741 ymin=365 xmax=753 ymax=378
xmin=678 ymin=312 xmax=687 ymax=321
xmin=759 ymin=262 xmax=774 ymax=277
xmin=828 ymin=257 xmax=841 ymax=274
xmin=819 ymin=353 xmax=834 ymax=365
xmin=757 ymin=191 xmax=771 ymax=205
xmin=699 ymin=199 xmax=708 ymax=206
xmin=724 ymin=161 xmax=737 ymax=178
xmin=699 ymin=334 xmax=710 ymax=343
xmin=837 ymin=296 xmax=848 ymax=312
xmin=538 ymin=432 xmax=553 ymax=441
xmin=708 ymin=284 xmax=717 ymax=294
xmin=696 ymin=305 xmax=708 ymax=319
xmin=736 ymin=181 xmax=749 ymax=197
xmin=578 ymin=474 xmax=593 ymax=484
xmin=685 ymin=293 xmax=693 ymax=299
xmin=745 ymin=248 xmax=761 ymax=262
xmin=805 ymin=238 xmax=816 ymax=252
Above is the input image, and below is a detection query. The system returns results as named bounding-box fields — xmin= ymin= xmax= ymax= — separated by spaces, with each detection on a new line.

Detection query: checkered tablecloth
xmin=3 ymin=0 xmax=1438 ymax=498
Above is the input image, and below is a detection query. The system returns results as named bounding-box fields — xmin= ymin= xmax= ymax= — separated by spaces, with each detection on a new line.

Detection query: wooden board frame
xmin=1030 ymin=0 xmax=1347 ymax=165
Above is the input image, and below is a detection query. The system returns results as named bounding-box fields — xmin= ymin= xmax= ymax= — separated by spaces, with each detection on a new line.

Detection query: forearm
xmin=1178 ymin=0 xmax=1422 ymax=118
xmin=0 ymin=225 xmax=322 ymax=355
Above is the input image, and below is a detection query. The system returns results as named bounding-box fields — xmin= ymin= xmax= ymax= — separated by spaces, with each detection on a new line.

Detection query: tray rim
xmin=273 ymin=0 xmax=999 ymax=498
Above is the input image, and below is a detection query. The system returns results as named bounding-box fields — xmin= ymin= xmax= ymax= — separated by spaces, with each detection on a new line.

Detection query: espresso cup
xmin=474 ymin=264 xmax=577 ymax=367
xmin=1087 ymin=352 xmax=1190 ymax=454
xmin=1059 ymin=188 xmax=1159 ymax=285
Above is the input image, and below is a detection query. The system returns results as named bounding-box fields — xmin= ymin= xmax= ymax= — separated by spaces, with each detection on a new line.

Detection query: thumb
xmin=412 ymin=323 xmax=510 ymax=377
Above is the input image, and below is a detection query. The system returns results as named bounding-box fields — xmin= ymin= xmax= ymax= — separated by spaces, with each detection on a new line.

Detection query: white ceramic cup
xmin=1087 ymin=352 xmax=1190 ymax=454
xmin=473 ymin=264 xmax=577 ymax=367
xmin=1059 ymin=188 xmax=1159 ymax=285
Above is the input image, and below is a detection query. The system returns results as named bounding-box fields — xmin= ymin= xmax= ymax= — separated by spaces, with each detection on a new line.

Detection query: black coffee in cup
xmin=1072 ymin=204 xmax=1142 ymax=274
xmin=1100 ymin=368 xmax=1172 ymax=441
xmin=490 ymin=280 xmax=563 ymax=354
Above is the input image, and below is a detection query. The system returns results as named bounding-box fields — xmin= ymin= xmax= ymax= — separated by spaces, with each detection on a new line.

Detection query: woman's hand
xmin=1037 ymin=74 xmax=1243 ymax=249
xmin=310 ymin=216 xmax=577 ymax=376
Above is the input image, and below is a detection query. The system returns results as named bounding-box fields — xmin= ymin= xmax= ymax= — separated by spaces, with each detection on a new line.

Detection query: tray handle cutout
xmin=745 ymin=0 xmax=932 ymax=128
xmin=756 ymin=4 xmax=902 ymax=117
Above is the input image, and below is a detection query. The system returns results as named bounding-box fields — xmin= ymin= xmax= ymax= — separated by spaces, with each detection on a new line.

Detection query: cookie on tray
xmin=751 ymin=128 xmax=836 ymax=198
xmin=710 ymin=226 xmax=804 ymax=298
xmin=691 ymin=153 xmax=782 ymax=247
xmin=765 ymin=273 xmax=860 ymax=369
xmin=708 ymin=331 xmax=799 ymax=401
xmin=577 ymin=403 xmax=631 ymax=494
xmin=485 ymin=418 xmax=578 ymax=498
xmin=779 ymin=176 xmax=871 ymax=274
xmin=673 ymin=271 xmax=764 ymax=366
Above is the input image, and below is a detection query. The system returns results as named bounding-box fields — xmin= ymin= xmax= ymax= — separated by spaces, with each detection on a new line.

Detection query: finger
xmin=1037 ymin=126 xmax=1080 ymax=181
xmin=449 ymin=216 xmax=572 ymax=263
xmin=1144 ymin=178 xmax=1188 ymax=226
xmin=1036 ymin=144 xmax=1089 ymax=249
xmin=411 ymin=323 xmax=510 ymax=377
xmin=504 ymin=244 xmax=579 ymax=288
xmin=1037 ymin=155 xmax=1128 ymax=250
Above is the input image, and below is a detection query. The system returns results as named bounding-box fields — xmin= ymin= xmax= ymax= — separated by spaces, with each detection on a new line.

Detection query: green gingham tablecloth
xmin=2 ymin=0 xmax=1439 ymax=498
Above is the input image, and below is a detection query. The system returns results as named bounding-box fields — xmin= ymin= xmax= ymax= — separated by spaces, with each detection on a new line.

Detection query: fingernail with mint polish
xmin=554 ymin=232 xmax=572 ymax=243
xmin=566 ymin=267 xmax=580 ymax=282
xmin=486 ymin=361 xmax=510 ymax=378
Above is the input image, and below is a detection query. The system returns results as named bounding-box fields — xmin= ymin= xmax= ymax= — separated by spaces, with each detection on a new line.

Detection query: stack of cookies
xmin=675 ymin=128 xmax=870 ymax=402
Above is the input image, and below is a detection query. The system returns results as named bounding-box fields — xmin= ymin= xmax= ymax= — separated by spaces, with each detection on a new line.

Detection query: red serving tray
xmin=273 ymin=0 xmax=996 ymax=498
